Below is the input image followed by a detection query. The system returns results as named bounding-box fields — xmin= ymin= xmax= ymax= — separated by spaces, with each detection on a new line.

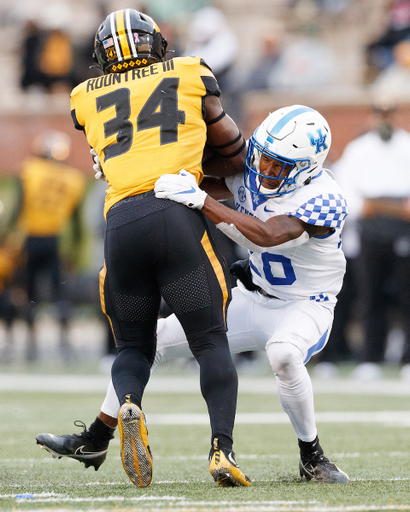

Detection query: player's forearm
xmin=200 ymin=177 xmax=233 ymax=201
xmin=201 ymin=195 xmax=302 ymax=247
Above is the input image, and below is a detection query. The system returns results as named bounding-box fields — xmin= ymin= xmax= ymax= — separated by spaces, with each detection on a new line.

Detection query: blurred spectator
xmin=83 ymin=179 xmax=116 ymax=372
xmin=371 ymin=37 xmax=410 ymax=103
xmin=241 ymin=21 xmax=285 ymax=92
xmin=315 ymin=168 xmax=361 ymax=369
xmin=0 ymin=219 xmax=23 ymax=362
xmin=335 ymin=104 xmax=410 ymax=380
xmin=143 ymin=0 xmax=210 ymax=24
xmin=267 ymin=27 xmax=336 ymax=92
xmin=365 ymin=0 xmax=410 ymax=83
xmin=8 ymin=131 xmax=86 ymax=361
xmin=20 ymin=21 xmax=76 ymax=94
xmin=20 ymin=19 xmax=43 ymax=91
xmin=182 ymin=7 xmax=239 ymax=119
xmin=38 ymin=28 xmax=76 ymax=92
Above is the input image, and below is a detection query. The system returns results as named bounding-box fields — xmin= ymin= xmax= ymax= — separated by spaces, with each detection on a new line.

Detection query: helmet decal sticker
xmin=308 ymin=129 xmax=328 ymax=154
xmin=103 ymin=38 xmax=114 ymax=48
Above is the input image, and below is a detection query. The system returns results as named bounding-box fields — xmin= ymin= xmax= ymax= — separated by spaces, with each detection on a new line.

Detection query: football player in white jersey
xmin=36 ymin=105 xmax=349 ymax=484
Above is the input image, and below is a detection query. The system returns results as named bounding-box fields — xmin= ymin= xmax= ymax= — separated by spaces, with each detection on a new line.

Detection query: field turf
xmin=1 ymin=363 xmax=410 ymax=511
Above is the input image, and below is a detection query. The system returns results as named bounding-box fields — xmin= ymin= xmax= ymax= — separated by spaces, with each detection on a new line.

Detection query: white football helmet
xmin=245 ymin=105 xmax=331 ymax=197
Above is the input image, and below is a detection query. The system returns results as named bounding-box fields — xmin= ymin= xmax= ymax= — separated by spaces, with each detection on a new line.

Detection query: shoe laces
xmin=73 ymin=420 xmax=90 ymax=440
xmin=302 ymin=450 xmax=340 ymax=473
xmin=301 ymin=449 xmax=330 ymax=467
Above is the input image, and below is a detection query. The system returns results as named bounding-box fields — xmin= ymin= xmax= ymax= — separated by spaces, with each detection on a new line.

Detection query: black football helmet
xmin=93 ymin=9 xmax=168 ymax=74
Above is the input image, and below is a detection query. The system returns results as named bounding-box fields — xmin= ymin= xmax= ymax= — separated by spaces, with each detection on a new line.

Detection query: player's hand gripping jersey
xmin=226 ymin=169 xmax=348 ymax=306
xmin=70 ymin=57 xmax=219 ymax=217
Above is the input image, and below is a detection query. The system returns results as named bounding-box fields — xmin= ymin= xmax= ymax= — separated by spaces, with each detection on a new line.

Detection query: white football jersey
xmin=225 ymin=170 xmax=348 ymax=306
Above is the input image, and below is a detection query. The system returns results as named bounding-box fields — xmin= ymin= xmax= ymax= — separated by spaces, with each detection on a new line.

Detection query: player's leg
xmin=264 ymin=300 xmax=349 ymax=483
xmin=25 ymin=237 xmax=40 ymax=360
xmin=154 ymin=284 xmax=266 ymax=365
xmin=100 ymin=284 xmax=265 ymax=421
xmin=101 ymin=196 xmax=168 ymax=488
xmin=36 ymin=195 xmax=162 ymax=486
xmin=36 ymin=234 xmax=257 ymax=479
xmin=157 ymin=204 xmax=250 ymax=487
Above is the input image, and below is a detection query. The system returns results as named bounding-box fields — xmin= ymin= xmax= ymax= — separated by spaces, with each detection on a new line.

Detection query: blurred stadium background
xmin=1 ymin=0 xmax=407 ymax=172
xmin=0 ymin=0 xmax=409 ymax=371
xmin=2 ymin=3 xmax=410 ymax=510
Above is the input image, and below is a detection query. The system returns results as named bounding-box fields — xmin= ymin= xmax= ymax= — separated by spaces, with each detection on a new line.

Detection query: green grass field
xmin=1 ymin=364 xmax=410 ymax=511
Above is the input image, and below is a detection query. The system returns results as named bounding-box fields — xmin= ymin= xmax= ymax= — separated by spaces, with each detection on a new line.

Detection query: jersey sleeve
xmin=70 ymin=84 xmax=85 ymax=131
xmin=224 ymin=174 xmax=242 ymax=195
xmin=199 ymin=58 xmax=221 ymax=97
xmin=70 ymin=108 xmax=84 ymax=131
xmin=290 ymin=193 xmax=348 ymax=228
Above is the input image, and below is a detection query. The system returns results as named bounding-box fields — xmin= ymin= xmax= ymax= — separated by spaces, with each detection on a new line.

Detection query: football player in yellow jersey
xmin=9 ymin=130 xmax=85 ymax=361
xmin=36 ymin=9 xmax=250 ymax=488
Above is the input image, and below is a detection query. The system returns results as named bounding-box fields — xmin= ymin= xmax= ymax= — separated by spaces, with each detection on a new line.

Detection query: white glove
xmin=154 ymin=170 xmax=207 ymax=209
xmin=90 ymin=148 xmax=105 ymax=180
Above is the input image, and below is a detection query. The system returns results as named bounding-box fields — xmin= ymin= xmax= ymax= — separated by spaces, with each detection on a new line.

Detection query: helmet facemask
xmin=245 ymin=105 xmax=330 ymax=198
xmin=245 ymin=136 xmax=315 ymax=197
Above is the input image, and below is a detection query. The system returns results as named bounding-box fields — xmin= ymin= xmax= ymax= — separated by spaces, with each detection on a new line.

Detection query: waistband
xmin=109 ymin=190 xmax=155 ymax=211
xmin=255 ymin=285 xmax=279 ymax=299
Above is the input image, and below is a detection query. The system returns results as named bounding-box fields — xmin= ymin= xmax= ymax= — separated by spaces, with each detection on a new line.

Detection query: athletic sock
xmin=88 ymin=417 xmax=115 ymax=449
xmin=213 ymin=434 xmax=233 ymax=453
xmin=298 ymin=435 xmax=322 ymax=456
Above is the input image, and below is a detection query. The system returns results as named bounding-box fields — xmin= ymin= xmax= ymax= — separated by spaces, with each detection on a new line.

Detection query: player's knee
xmin=266 ymin=342 xmax=303 ymax=378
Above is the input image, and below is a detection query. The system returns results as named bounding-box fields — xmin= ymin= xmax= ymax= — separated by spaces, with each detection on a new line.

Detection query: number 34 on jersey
xmin=70 ymin=56 xmax=219 ymax=215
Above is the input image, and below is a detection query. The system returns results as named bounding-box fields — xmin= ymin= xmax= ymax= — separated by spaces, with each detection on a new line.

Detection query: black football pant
xmin=25 ymin=236 xmax=71 ymax=324
xmin=359 ymin=227 xmax=410 ymax=363
xmin=102 ymin=192 xmax=238 ymax=442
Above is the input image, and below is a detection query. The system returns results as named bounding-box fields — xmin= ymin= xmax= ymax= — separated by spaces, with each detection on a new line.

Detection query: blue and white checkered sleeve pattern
xmin=291 ymin=194 xmax=348 ymax=228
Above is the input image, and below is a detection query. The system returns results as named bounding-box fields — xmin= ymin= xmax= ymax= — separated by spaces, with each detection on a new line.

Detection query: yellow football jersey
xmin=18 ymin=157 xmax=85 ymax=237
xmin=70 ymin=56 xmax=220 ymax=217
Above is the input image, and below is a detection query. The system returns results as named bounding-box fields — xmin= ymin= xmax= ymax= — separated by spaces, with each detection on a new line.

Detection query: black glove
xmin=230 ymin=259 xmax=259 ymax=292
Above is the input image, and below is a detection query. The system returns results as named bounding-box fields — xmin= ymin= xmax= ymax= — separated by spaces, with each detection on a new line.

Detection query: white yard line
xmin=138 ymin=410 xmax=410 ymax=425
xmin=1 ymin=374 xmax=410 ymax=395
xmin=3 ymin=494 xmax=410 ymax=511
xmin=3 ymin=452 xmax=410 ymax=464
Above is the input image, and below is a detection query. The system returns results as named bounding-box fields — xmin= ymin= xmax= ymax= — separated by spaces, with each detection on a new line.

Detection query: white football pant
xmin=101 ymin=283 xmax=333 ymax=442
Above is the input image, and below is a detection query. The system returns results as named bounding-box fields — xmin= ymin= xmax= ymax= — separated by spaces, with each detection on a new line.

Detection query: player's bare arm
xmin=201 ymin=194 xmax=306 ymax=247
xmin=200 ymin=177 xmax=333 ymax=239
xmin=202 ymin=95 xmax=247 ymax=177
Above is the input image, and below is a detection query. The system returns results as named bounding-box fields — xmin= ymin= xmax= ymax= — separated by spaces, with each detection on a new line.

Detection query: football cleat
xmin=118 ymin=399 xmax=153 ymax=488
xmin=209 ymin=437 xmax=251 ymax=487
xmin=299 ymin=448 xmax=350 ymax=483
xmin=35 ymin=421 xmax=109 ymax=471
